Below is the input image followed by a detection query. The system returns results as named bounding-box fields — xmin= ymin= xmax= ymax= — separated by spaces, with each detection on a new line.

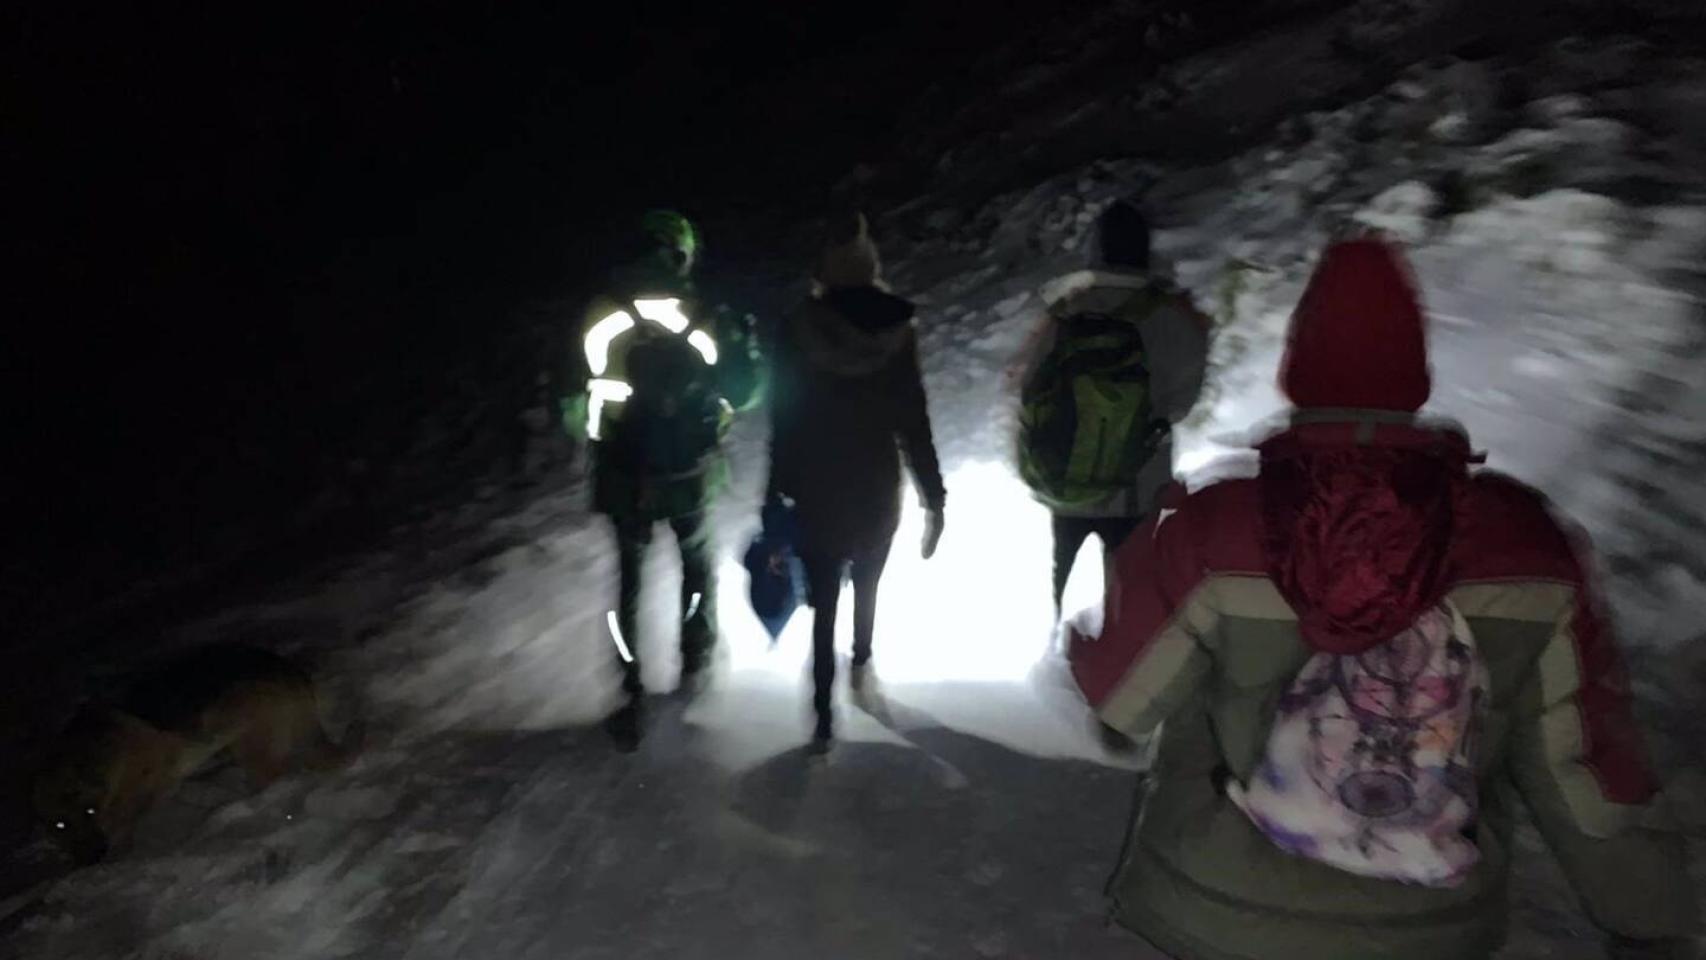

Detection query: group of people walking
xmin=559 ymin=203 xmax=1190 ymax=752
xmin=558 ymin=203 xmax=1696 ymax=959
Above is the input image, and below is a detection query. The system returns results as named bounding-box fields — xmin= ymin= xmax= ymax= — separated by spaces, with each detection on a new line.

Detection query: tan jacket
xmin=1071 ymin=415 xmax=1697 ymax=960
xmin=1012 ymin=268 xmax=1209 ymax=518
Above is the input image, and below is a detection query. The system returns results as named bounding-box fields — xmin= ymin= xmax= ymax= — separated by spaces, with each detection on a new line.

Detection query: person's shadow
xmin=726 ymin=686 xmax=1158 ymax=959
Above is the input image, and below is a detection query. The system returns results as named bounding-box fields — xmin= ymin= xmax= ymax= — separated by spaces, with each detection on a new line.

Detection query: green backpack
xmin=1018 ymin=297 xmax=1168 ymax=512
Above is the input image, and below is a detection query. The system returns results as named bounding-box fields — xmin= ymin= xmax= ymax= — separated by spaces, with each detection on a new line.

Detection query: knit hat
xmin=815 ymin=212 xmax=883 ymax=289
xmin=1280 ymin=238 xmax=1432 ymax=413
xmin=1098 ymin=200 xmax=1151 ymax=270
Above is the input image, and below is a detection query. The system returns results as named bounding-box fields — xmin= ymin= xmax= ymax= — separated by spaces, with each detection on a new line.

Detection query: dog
xmin=31 ymin=644 xmax=362 ymax=864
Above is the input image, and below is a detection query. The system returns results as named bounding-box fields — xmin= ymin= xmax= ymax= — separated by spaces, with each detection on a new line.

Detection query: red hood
xmin=1268 ymin=240 xmax=1449 ymax=653
xmin=1259 ymin=417 xmax=1470 ymax=656
xmin=1281 ymin=238 xmax=1431 ymax=413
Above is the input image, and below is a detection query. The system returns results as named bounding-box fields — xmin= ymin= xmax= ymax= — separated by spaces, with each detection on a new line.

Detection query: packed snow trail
xmin=8 ymin=38 xmax=1706 ymax=960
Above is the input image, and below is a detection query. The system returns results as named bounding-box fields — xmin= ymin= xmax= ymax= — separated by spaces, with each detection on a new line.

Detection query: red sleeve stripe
xmin=1457 ymin=475 xmax=1659 ymax=806
xmin=1564 ymin=585 xmax=1659 ymax=805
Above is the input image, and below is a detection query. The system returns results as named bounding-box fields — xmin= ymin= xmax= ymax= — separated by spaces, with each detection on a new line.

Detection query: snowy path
xmin=389 ymin=690 xmax=1142 ymax=960
xmin=313 ymin=427 xmax=1155 ymax=959
xmin=4 ymin=410 xmax=1156 ymax=959
xmin=9 ymin=38 xmax=1706 ymax=960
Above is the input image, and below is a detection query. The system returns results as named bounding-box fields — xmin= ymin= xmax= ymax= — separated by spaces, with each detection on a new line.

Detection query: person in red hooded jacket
xmin=1068 ymin=237 xmax=1697 ymax=960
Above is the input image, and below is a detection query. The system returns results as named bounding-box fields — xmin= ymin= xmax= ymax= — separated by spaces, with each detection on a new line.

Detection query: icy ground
xmin=8 ymin=36 xmax=1706 ymax=960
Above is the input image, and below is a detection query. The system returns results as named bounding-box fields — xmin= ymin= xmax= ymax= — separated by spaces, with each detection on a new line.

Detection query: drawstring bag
xmin=1229 ymin=601 xmax=1489 ymax=887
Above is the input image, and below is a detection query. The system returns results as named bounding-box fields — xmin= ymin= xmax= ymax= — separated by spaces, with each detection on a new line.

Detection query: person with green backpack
xmin=560 ymin=209 xmax=763 ymax=751
xmin=1015 ymin=200 xmax=1209 ymax=617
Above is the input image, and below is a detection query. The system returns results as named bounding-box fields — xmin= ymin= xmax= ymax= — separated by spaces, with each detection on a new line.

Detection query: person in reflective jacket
xmin=560 ymin=209 xmax=761 ymax=751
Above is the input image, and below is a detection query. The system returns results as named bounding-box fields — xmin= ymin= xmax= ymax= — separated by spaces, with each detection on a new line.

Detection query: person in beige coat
xmin=1012 ymin=200 xmax=1209 ymax=615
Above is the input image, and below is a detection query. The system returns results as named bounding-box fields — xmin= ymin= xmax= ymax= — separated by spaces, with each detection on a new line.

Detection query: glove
xmin=1608 ymin=936 xmax=1699 ymax=960
xmin=922 ymin=508 xmax=945 ymax=560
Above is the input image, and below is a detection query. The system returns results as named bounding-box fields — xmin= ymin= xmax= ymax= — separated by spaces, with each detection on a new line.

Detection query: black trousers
xmin=613 ymin=512 xmax=716 ymax=698
xmin=1052 ymin=514 xmax=1140 ymax=616
xmin=801 ymin=536 xmax=895 ymax=722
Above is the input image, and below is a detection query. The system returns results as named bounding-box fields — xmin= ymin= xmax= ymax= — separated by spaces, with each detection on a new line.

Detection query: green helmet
xmin=640 ymin=209 xmax=698 ymax=273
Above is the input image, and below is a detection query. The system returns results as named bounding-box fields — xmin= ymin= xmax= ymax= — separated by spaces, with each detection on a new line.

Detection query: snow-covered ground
xmin=7 ymin=33 xmax=1706 ymax=960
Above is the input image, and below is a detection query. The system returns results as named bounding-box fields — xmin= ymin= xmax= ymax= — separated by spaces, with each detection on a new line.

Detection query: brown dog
xmin=31 ymin=645 xmax=361 ymax=863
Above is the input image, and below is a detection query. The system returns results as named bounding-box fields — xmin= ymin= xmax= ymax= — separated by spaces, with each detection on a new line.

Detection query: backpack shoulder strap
xmin=1439 ymin=598 xmax=1478 ymax=650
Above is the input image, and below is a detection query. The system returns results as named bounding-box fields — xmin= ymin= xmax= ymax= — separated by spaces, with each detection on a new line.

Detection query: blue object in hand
xmin=744 ymin=497 xmax=807 ymax=642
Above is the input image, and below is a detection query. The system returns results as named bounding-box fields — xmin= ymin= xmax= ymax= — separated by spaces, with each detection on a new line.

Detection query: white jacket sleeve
xmin=1138 ymin=296 xmax=1209 ymax=424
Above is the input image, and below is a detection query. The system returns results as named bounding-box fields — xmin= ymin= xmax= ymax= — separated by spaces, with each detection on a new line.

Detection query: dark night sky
xmin=3 ymin=2 xmax=1056 ymax=638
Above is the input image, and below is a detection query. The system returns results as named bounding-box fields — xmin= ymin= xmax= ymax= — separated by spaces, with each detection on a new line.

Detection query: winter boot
xmin=848 ymin=659 xmax=872 ymax=695
xmin=605 ymin=698 xmax=645 ymax=753
xmin=849 ymin=660 xmax=882 ymax=716
xmin=679 ymin=645 xmax=711 ymax=693
xmin=679 ymin=611 xmax=714 ymax=691
xmin=808 ymin=709 xmax=834 ymax=756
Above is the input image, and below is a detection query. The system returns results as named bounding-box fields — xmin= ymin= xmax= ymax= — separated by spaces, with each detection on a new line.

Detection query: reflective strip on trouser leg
xmin=614 ymin=523 xmax=650 ymax=693
xmin=607 ymin=611 xmax=634 ymax=663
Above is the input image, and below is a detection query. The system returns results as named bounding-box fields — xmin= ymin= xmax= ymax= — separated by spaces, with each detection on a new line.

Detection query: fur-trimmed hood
xmin=1039 ymin=266 xmax=1173 ymax=310
xmin=788 ymin=286 xmax=917 ymax=378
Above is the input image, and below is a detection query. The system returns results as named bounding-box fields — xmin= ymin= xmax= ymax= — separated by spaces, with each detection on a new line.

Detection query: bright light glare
xmin=718 ymin=460 xmax=1105 ymax=684
xmin=686 ymin=329 xmax=718 ymax=365
xmin=584 ymin=311 xmax=636 ymax=377
xmin=586 ymin=378 xmax=633 ymax=442
xmin=633 ymin=297 xmax=690 ymax=334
